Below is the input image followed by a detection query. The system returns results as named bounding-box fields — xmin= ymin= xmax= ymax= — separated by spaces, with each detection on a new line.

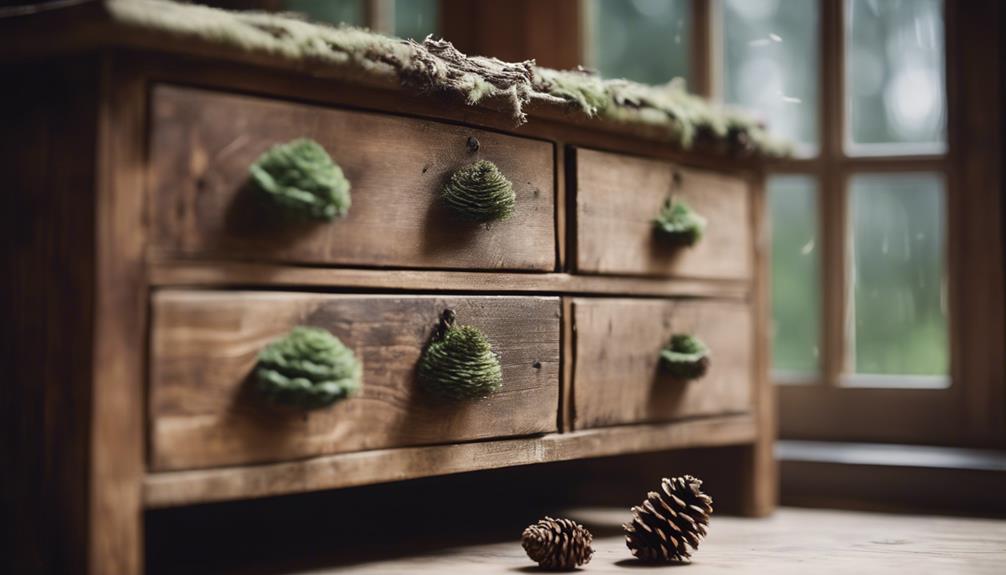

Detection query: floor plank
xmin=282 ymin=507 xmax=1006 ymax=574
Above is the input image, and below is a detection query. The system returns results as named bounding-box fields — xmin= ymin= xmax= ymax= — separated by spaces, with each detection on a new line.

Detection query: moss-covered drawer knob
xmin=441 ymin=160 xmax=516 ymax=222
xmin=653 ymin=198 xmax=706 ymax=247
xmin=249 ymin=138 xmax=351 ymax=220
xmin=419 ymin=309 xmax=503 ymax=400
xmin=254 ymin=326 xmax=362 ymax=409
xmin=660 ymin=334 xmax=710 ymax=381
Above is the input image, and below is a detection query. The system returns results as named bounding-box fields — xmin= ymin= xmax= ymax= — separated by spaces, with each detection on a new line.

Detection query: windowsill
xmin=778 ymin=440 xmax=1006 ymax=515
xmin=778 ymin=440 xmax=1006 ymax=471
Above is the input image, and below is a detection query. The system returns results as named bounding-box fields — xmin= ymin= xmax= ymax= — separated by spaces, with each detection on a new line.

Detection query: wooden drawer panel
xmin=148 ymin=85 xmax=555 ymax=271
xmin=573 ymin=298 xmax=753 ymax=429
xmin=574 ymin=148 xmax=752 ymax=279
xmin=150 ymin=291 xmax=560 ymax=470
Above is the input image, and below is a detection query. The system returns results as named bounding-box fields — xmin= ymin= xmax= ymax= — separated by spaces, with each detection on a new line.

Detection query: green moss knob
xmin=419 ymin=309 xmax=503 ymax=400
xmin=249 ymin=138 xmax=351 ymax=221
xmin=653 ymin=199 xmax=706 ymax=247
xmin=660 ymin=334 xmax=710 ymax=381
xmin=441 ymin=160 xmax=516 ymax=222
xmin=255 ymin=326 xmax=362 ymax=409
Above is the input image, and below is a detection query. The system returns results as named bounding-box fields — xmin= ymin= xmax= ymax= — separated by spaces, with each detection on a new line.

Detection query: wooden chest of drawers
xmin=1 ymin=3 xmax=777 ymax=573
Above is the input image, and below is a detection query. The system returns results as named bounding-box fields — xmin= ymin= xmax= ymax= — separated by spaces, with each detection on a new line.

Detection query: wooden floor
xmin=285 ymin=507 xmax=1006 ymax=574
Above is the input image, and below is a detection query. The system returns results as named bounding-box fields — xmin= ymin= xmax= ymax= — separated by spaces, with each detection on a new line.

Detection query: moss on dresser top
xmin=102 ymin=0 xmax=790 ymax=157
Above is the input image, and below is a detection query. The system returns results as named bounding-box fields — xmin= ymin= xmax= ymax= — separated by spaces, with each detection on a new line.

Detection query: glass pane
xmin=846 ymin=174 xmax=948 ymax=384
xmin=587 ymin=0 xmax=691 ymax=85
xmin=846 ymin=0 xmax=946 ymax=154
xmin=395 ymin=0 xmax=438 ymax=40
xmin=722 ymin=0 xmax=820 ymax=153
xmin=283 ymin=0 xmax=363 ymax=26
xmin=768 ymin=175 xmax=821 ymax=378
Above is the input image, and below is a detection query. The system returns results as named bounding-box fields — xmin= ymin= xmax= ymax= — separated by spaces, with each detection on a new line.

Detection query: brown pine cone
xmin=623 ymin=475 xmax=713 ymax=563
xmin=521 ymin=516 xmax=594 ymax=570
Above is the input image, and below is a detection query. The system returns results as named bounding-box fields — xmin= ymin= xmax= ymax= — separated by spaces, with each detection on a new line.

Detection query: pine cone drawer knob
xmin=441 ymin=159 xmax=516 ymax=222
xmin=653 ymin=197 xmax=706 ymax=247
xmin=254 ymin=326 xmax=362 ymax=409
xmin=249 ymin=138 xmax=352 ymax=221
xmin=522 ymin=517 xmax=594 ymax=570
xmin=624 ymin=475 xmax=713 ymax=563
xmin=418 ymin=309 xmax=503 ymax=400
xmin=660 ymin=334 xmax=711 ymax=381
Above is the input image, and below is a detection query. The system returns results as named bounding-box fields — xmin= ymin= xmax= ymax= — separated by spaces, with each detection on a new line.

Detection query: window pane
xmin=846 ymin=0 xmax=946 ymax=154
xmin=722 ymin=0 xmax=820 ymax=153
xmin=846 ymin=174 xmax=948 ymax=384
xmin=395 ymin=0 xmax=438 ymax=40
xmin=769 ymin=175 xmax=821 ymax=378
xmin=587 ymin=0 xmax=691 ymax=85
xmin=283 ymin=0 xmax=363 ymax=26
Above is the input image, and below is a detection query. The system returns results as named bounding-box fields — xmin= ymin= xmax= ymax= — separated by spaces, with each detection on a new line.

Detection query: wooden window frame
xmin=573 ymin=0 xmax=1002 ymax=446
xmin=704 ymin=0 xmax=1003 ymax=446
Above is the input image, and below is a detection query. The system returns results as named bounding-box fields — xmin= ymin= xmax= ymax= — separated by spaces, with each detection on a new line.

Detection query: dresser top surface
xmin=1 ymin=0 xmax=790 ymax=163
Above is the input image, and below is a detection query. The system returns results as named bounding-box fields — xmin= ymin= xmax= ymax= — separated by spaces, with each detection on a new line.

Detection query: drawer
xmin=572 ymin=298 xmax=753 ymax=429
xmin=148 ymin=85 xmax=556 ymax=271
xmin=574 ymin=148 xmax=752 ymax=279
xmin=149 ymin=291 xmax=560 ymax=470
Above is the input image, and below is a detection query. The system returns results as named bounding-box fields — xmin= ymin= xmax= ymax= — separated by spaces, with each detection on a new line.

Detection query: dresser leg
xmin=737 ymin=438 xmax=778 ymax=517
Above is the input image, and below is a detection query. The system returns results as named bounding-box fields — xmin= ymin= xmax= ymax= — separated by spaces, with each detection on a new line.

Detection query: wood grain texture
xmin=89 ymin=57 xmax=147 ymax=575
xmin=739 ymin=174 xmax=776 ymax=517
xmin=148 ymin=85 xmax=556 ymax=272
xmin=0 ymin=57 xmax=99 ymax=575
xmin=143 ymin=414 xmax=756 ymax=507
xmin=150 ymin=292 xmax=561 ymax=470
xmin=148 ymin=260 xmax=751 ymax=299
xmin=575 ymin=148 xmax=753 ymax=279
xmin=572 ymin=298 xmax=754 ymax=430
xmin=215 ymin=507 xmax=1006 ymax=574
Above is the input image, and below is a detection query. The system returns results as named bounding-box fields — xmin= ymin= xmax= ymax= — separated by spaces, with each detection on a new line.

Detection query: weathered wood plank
xmin=148 ymin=85 xmax=556 ymax=272
xmin=147 ymin=261 xmax=752 ymax=300
xmin=143 ymin=415 xmax=757 ymax=508
xmin=575 ymin=148 xmax=753 ymax=279
xmin=572 ymin=298 xmax=754 ymax=430
xmin=89 ymin=56 xmax=147 ymax=575
xmin=150 ymin=292 xmax=561 ymax=470
xmin=0 ymin=57 xmax=100 ymax=575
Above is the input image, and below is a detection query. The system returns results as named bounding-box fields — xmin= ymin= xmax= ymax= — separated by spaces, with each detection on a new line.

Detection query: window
xmin=747 ymin=0 xmax=955 ymax=443
xmin=279 ymin=0 xmax=439 ymax=38
xmin=585 ymin=0 xmax=692 ymax=85
xmin=582 ymin=0 xmax=1004 ymax=444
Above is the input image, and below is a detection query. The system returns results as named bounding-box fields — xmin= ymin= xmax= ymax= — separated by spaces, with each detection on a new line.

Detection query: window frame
xmin=705 ymin=0 xmax=1003 ymax=445
xmin=467 ymin=0 xmax=1002 ymax=447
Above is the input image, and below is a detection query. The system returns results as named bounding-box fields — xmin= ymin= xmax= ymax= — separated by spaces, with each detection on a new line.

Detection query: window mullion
xmin=820 ymin=0 xmax=845 ymax=388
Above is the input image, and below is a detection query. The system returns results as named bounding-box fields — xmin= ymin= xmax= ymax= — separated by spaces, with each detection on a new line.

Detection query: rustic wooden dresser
xmin=2 ymin=1 xmax=780 ymax=573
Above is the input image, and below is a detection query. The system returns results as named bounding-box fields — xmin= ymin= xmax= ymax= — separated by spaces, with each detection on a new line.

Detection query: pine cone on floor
xmin=522 ymin=516 xmax=594 ymax=570
xmin=623 ymin=475 xmax=713 ymax=563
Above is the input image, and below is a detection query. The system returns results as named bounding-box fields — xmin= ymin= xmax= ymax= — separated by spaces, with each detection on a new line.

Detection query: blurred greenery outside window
xmin=716 ymin=0 xmax=948 ymax=385
xmin=586 ymin=0 xmax=691 ymax=86
xmin=846 ymin=174 xmax=948 ymax=384
xmin=283 ymin=0 xmax=363 ymax=26
xmin=281 ymin=0 xmax=438 ymax=39
xmin=722 ymin=0 xmax=819 ymax=155
xmin=768 ymin=176 xmax=821 ymax=379
xmin=846 ymin=0 xmax=946 ymax=155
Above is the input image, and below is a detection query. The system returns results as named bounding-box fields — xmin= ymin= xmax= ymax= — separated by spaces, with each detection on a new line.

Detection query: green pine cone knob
xmin=653 ymin=199 xmax=706 ymax=247
xmin=419 ymin=309 xmax=503 ymax=400
xmin=660 ymin=334 xmax=710 ymax=381
xmin=441 ymin=160 xmax=516 ymax=222
xmin=255 ymin=326 xmax=362 ymax=409
xmin=249 ymin=138 xmax=351 ymax=220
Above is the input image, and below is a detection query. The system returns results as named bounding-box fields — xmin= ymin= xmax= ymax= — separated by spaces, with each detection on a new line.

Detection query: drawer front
xmin=150 ymin=291 xmax=560 ymax=470
xmin=573 ymin=298 xmax=753 ymax=429
xmin=574 ymin=148 xmax=752 ymax=279
xmin=149 ymin=85 xmax=556 ymax=271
